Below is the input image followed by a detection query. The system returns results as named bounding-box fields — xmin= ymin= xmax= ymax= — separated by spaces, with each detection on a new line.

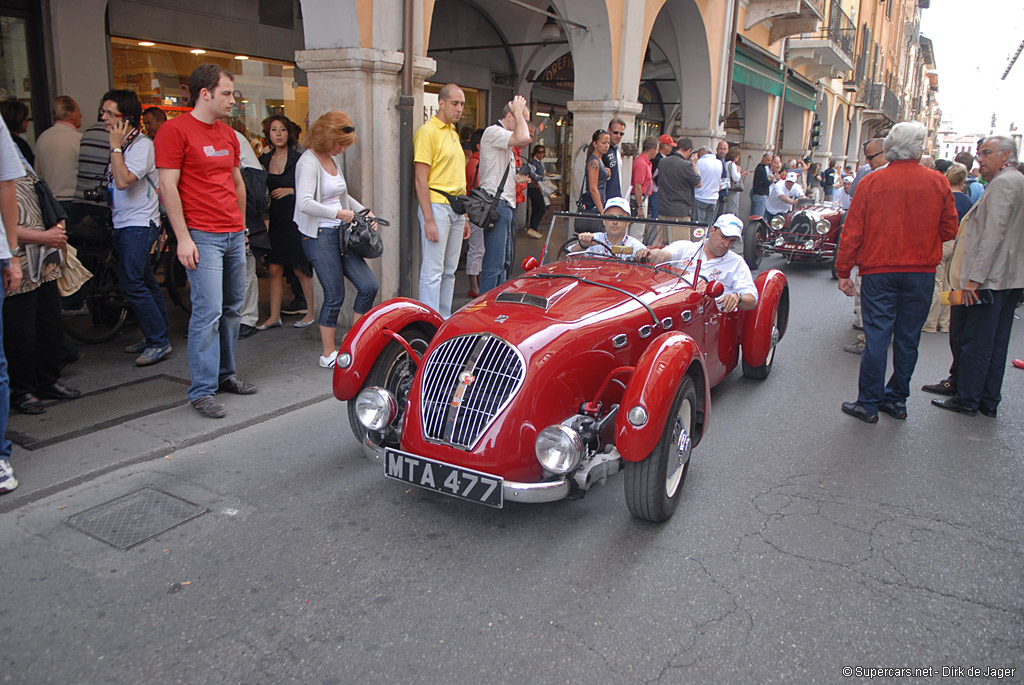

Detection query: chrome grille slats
xmin=420 ymin=333 xmax=525 ymax=449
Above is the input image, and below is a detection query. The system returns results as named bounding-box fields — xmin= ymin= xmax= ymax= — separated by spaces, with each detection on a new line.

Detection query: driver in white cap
xmin=833 ymin=175 xmax=854 ymax=210
xmin=765 ymin=170 xmax=805 ymax=220
xmin=575 ymin=197 xmax=647 ymax=260
xmin=637 ymin=213 xmax=758 ymax=313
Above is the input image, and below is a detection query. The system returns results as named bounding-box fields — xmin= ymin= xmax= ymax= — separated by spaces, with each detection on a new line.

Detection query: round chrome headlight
xmin=815 ymin=219 xmax=830 ymax=235
xmin=803 ymin=238 xmax=816 ymax=250
xmin=336 ymin=352 xmax=352 ymax=369
xmin=770 ymin=215 xmax=785 ymax=231
xmin=354 ymin=387 xmax=397 ymax=431
xmin=774 ymin=236 xmax=786 ymax=247
xmin=535 ymin=425 xmax=583 ymax=474
xmin=627 ymin=406 xmax=648 ymax=427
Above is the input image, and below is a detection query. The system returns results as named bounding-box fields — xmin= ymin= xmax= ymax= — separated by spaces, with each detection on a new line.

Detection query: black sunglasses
xmin=340 ymin=126 xmax=355 ymax=134
xmin=866 ymin=150 xmax=883 ymax=160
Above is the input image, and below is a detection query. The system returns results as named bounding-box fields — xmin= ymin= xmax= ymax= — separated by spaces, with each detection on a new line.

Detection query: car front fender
xmin=332 ymin=298 xmax=443 ymax=401
xmin=615 ymin=331 xmax=710 ymax=462
xmin=741 ymin=269 xmax=789 ymax=369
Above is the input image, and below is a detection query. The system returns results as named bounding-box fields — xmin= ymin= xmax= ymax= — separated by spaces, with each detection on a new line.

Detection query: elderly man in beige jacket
xmin=931 ymin=135 xmax=1024 ymax=418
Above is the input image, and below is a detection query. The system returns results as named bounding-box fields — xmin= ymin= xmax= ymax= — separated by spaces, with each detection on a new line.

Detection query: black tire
xmin=624 ymin=375 xmax=696 ymax=523
xmin=347 ymin=326 xmax=431 ymax=448
xmin=61 ymin=247 xmax=129 ymax=344
xmin=743 ymin=221 xmax=763 ymax=270
xmin=741 ymin=297 xmax=785 ymax=380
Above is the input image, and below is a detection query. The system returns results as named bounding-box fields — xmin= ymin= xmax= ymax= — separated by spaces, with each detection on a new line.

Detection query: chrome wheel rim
xmin=665 ymin=397 xmax=692 ymax=497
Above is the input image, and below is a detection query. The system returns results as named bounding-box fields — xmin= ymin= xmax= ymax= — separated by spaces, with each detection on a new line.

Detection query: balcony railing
xmin=825 ymin=1 xmax=854 ymax=58
xmin=865 ymin=82 xmax=899 ymax=122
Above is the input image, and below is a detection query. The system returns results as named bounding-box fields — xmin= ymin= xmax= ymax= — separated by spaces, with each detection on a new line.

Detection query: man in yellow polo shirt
xmin=414 ymin=83 xmax=469 ymax=318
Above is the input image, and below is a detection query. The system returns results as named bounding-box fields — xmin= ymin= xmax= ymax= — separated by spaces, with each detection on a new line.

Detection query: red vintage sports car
xmin=744 ymin=200 xmax=845 ymax=278
xmin=333 ymin=244 xmax=789 ymax=522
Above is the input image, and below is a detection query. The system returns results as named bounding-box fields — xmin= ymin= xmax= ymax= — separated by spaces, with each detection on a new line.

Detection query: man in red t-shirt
xmin=156 ymin=63 xmax=256 ymax=419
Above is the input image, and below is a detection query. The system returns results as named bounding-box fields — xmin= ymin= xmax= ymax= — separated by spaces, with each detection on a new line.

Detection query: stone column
xmin=567 ymin=99 xmax=644 ymax=206
xmin=295 ymin=47 xmax=434 ymax=327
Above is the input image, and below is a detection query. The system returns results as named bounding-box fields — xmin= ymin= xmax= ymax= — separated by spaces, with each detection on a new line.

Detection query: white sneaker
xmin=0 ymin=460 xmax=18 ymax=495
xmin=319 ymin=351 xmax=338 ymax=368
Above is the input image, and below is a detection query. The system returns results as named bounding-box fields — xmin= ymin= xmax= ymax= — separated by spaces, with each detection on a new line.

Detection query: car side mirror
xmin=706 ymin=280 xmax=725 ymax=299
xmin=522 ymin=256 xmax=539 ymax=272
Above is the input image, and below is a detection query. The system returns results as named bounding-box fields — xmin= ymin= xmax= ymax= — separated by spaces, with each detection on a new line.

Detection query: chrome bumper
xmin=362 ymin=436 xmax=570 ymax=504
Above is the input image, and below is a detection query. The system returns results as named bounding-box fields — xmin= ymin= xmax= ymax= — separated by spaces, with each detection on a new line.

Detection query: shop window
xmin=424 ymin=82 xmax=485 ymax=135
xmin=0 ymin=15 xmax=36 ymax=144
xmin=110 ymin=37 xmax=308 ymax=153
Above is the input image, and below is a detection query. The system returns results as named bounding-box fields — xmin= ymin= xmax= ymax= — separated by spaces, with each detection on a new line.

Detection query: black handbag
xmin=342 ymin=209 xmax=387 ymax=259
xmin=431 ymin=162 xmax=511 ymax=231
xmin=33 ymin=177 xmax=68 ymax=228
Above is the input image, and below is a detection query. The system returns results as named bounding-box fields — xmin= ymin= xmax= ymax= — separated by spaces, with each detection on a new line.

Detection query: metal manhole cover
xmin=66 ymin=488 xmax=208 ymax=550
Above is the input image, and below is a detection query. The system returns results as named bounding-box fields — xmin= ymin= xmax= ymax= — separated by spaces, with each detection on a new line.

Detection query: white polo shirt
xmin=695 ymin=153 xmax=723 ymax=204
xmin=663 ymin=239 xmax=758 ymax=303
xmin=110 ymin=134 xmax=160 ymax=229
xmin=765 ymin=179 xmax=804 ymax=215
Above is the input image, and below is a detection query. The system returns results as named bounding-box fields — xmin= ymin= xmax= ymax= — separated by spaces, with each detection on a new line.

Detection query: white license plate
xmin=384 ymin=449 xmax=503 ymax=508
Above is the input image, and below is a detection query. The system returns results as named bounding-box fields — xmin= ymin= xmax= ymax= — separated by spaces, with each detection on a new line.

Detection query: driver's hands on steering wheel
xmin=578 ymin=232 xmax=595 ymax=248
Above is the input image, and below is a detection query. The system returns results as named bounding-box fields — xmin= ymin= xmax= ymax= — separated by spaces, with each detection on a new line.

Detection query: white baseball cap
xmin=604 ymin=197 xmax=631 ymax=214
xmin=713 ymin=213 xmax=744 ymax=238
xmin=842 ymin=175 xmax=854 ymax=183
xmin=785 ymin=171 xmax=800 ymax=183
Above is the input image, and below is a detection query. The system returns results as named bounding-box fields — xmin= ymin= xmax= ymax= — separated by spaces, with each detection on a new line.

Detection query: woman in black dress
xmin=257 ymin=115 xmax=315 ymax=329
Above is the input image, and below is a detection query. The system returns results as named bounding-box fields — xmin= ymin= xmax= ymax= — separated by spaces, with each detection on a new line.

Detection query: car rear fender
xmin=741 ymin=269 xmax=789 ymax=368
xmin=332 ymin=298 xmax=443 ymax=401
xmin=615 ymin=332 xmax=711 ymax=462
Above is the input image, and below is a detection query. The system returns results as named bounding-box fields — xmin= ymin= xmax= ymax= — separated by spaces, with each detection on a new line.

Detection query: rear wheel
xmin=347 ymin=326 xmax=431 ymax=449
xmin=624 ymin=375 xmax=696 ymax=523
xmin=743 ymin=221 xmax=763 ymax=270
xmin=62 ymin=247 xmax=129 ymax=344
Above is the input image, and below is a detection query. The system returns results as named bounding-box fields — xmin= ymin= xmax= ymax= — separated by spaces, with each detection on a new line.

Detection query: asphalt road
xmin=2 ymin=259 xmax=1022 ymax=684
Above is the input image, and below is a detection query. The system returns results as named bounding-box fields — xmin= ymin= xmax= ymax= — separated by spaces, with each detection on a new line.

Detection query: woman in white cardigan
xmin=294 ymin=110 xmax=379 ymax=368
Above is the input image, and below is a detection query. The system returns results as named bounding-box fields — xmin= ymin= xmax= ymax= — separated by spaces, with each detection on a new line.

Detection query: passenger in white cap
xmin=764 ymin=170 xmax=804 ymax=219
xmin=637 ymin=213 xmax=758 ymax=312
xmin=833 ymin=175 xmax=854 ymax=210
xmin=575 ymin=197 xmax=646 ymax=260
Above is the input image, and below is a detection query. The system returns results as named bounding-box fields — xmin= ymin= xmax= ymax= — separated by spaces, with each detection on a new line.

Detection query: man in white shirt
xmin=638 ymin=214 xmax=758 ymax=313
xmin=765 ymin=171 xmax=804 ymax=219
xmin=35 ymin=95 xmax=83 ymax=210
xmin=477 ymin=95 xmax=530 ymax=294
xmin=576 ymin=197 xmax=646 ymax=260
xmin=694 ymin=146 xmax=723 ymax=225
xmin=1 ymin=115 xmax=26 ymax=494
xmin=833 ymin=175 xmax=853 ymax=210
xmin=102 ymin=90 xmax=171 ymax=367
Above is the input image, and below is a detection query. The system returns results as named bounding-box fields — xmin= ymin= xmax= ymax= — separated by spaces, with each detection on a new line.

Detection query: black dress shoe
xmin=842 ymin=401 xmax=878 ymax=423
xmin=36 ymin=382 xmax=82 ymax=400
xmin=931 ymin=397 xmax=977 ymax=417
xmin=921 ymin=378 xmax=956 ymax=396
xmin=878 ymin=399 xmax=908 ymax=420
xmin=238 ymin=324 xmax=258 ymax=339
xmin=979 ymin=406 xmax=998 ymax=418
xmin=13 ymin=393 xmax=46 ymax=414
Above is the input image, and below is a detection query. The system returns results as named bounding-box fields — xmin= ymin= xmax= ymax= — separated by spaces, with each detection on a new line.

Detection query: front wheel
xmin=62 ymin=247 xmax=129 ymax=344
xmin=743 ymin=221 xmax=763 ymax=270
xmin=624 ymin=375 xmax=696 ymax=523
xmin=346 ymin=326 xmax=431 ymax=449
xmin=742 ymin=297 xmax=785 ymax=380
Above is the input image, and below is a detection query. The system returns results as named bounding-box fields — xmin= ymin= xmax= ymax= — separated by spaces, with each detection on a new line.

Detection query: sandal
xmin=13 ymin=393 xmax=46 ymax=415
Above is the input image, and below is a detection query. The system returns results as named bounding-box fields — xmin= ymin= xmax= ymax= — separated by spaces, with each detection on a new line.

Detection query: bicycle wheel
xmin=62 ymin=247 xmax=129 ymax=344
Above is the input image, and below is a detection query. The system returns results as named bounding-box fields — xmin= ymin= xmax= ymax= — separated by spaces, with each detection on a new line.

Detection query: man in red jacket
xmin=835 ymin=122 xmax=959 ymax=423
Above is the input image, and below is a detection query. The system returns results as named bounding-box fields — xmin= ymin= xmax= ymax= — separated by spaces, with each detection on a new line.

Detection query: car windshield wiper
xmin=519 ymin=273 xmax=660 ymax=328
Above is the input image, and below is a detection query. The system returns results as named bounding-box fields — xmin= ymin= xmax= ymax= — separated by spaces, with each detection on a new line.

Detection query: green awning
xmin=733 ymin=51 xmax=784 ymax=97
xmin=784 ymin=75 xmax=816 ymax=110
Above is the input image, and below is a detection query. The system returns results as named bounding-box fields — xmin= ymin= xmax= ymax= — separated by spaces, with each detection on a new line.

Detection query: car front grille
xmin=789 ymin=215 xmax=813 ymax=236
xmin=420 ymin=333 xmax=525 ymax=449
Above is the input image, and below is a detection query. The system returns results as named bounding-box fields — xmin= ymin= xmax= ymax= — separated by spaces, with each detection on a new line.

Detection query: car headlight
xmin=354 ymin=387 xmax=397 ymax=431
xmin=336 ymin=352 xmax=352 ymax=369
xmin=803 ymin=239 xmax=816 ymax=250
xmin=770 ymin=215 xmax=785 ymax=231
xmin=774 ymin=236 xmax=786 ymax=247
xmin=535 ymin=425 xmax=583 ymax=474
xmin=815 ymin=219 xmax=830 ymax=235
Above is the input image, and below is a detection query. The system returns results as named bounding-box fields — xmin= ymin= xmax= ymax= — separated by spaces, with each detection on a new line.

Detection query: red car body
xmin=333 ymin=253 xmax=789 ymax=521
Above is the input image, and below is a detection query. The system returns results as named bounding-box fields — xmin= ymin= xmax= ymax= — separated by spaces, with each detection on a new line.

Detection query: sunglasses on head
xmin=340 ymin=126 xmax=355 ymax=134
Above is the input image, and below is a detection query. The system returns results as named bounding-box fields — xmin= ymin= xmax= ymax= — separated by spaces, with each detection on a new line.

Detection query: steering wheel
xmin=559 ymin=235 xmax=617 ymax=260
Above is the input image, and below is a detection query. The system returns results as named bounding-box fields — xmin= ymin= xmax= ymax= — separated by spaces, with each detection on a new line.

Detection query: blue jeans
xmin=185 ymin=229 xmax=246 ymax=401
xmin=953 ymin=288 xmax=1021 ymax=411
xmin=649 ymin=191 xmax=659 ymax=219
xmin=693 ymin=201 xmax=717 ymax=225
xmin=114 ymin=223 xmax=169 ymax=348
xmin=481 ymin=201 xmax=513 ymax=294
xmin=0 ymin=282 xmax=10 ymax=461
xmin=418 ymin=203 xmax=463 ymax=318
xmin=301 ymin=225 xmax=379 ymax=326
xmin=750 ymin=193 xmax=767 ymax=218
xmin=858 ymin=272 xmax=933 ymax=409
